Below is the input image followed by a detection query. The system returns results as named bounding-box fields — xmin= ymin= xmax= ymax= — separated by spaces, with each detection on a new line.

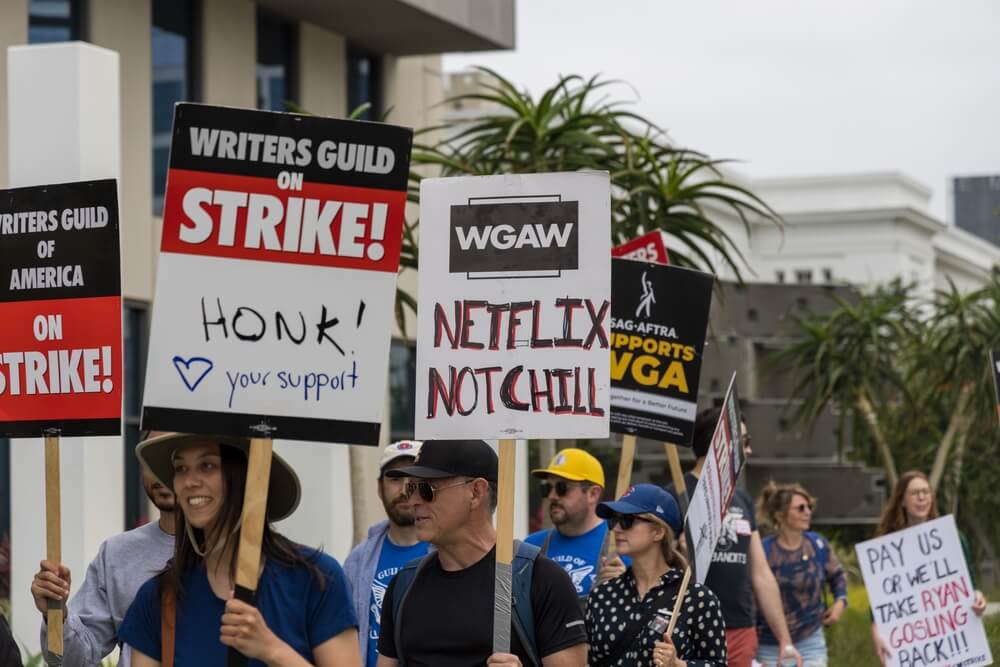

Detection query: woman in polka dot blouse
xmin=585 ymin=484 xmax=727 ymax=667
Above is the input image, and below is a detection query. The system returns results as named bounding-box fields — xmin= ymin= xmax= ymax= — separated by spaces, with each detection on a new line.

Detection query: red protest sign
xmin=0 ymin=180 xmax=122 ymax=436
xmin=612 ymin=230 xmax=669 ymax=265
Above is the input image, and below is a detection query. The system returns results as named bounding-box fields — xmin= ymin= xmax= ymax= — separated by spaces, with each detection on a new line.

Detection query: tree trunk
xmin=947 ymin=415 xmax=973 ymax=516
xmin=930 ymin=382 xmax=975 ymax=491
xmin=855 ymin=392 xmax=898 ymax=489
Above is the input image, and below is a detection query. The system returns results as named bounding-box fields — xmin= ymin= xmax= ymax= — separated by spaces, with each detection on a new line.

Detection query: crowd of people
xmin=0 ymin=409 xmax=987 ymax=666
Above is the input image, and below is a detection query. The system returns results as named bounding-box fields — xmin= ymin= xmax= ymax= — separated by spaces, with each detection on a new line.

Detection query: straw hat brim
xmin=135 ymin=433 xmax=301 ymax=522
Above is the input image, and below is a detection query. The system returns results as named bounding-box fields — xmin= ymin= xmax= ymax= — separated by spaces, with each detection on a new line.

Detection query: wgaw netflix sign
xmin=416 ymin=173 xmax=611 ymax=440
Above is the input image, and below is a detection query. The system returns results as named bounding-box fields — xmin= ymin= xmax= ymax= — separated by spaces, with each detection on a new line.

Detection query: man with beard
xmin=344 ymin=440 xmax=429 ymax=666
xmin=525 ymin=448 xmax=613 ymax=600
xmin=30 ymin=431 xmax=176 ymax=666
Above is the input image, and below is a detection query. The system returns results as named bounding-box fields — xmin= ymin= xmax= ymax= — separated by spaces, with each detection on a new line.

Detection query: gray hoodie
xmin=342 ymin=520 xmax=391 ymax=663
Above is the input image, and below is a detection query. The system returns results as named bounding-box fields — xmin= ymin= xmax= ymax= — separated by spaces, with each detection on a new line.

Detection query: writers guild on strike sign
xmin=0 ymin=179 xmax=123 ymax=437
xmin=416 ymin=173 xmax=611 ymax=440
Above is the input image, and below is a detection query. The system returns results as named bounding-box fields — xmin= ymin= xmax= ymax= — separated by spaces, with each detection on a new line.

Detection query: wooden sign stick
xmin=44 ymin=432 xmax=63 ymax=655
xmin=664 ymin=443 xmax=690 ymax=516
xmin=227 ymin=436 xmax=274 ymax=667
xmin=492 ymin=438 xmax=517 ymax=655
xmin=605 ymin=434 xmax=638 ymax=557
xmin=665 ymin=566 xmax=692 ymax=638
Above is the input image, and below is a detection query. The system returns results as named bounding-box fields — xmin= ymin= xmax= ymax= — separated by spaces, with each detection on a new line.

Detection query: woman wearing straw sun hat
xmin=585 ymin=484 xmax=726 ymax=667
xmin=119 ymin=433 xmax=361 ymax=666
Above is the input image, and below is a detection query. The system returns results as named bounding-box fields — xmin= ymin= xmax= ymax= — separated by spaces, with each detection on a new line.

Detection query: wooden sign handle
xmin=606 ymin=434 xmax=637 ymax=558
xmin=228 ymin=437 xmax=273 ymax=667
xmin=665 ymin=443 xmax=689 ymax=515
xmin=45 ymin=434 xmax=63 ymax=655
xmin=492 ymin=439 xmax=517 ymax=655
xmin=665 ymin=566 xmax=692 ymax=638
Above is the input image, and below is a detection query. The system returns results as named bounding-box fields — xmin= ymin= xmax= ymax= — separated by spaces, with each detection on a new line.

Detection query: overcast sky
xmin=444 ymin=0 xmax=1000 ymax=219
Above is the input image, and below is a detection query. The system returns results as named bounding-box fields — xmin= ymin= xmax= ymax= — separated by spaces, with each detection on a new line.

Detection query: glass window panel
xmin=28 ymin=0 xmax=80 ymax=44
xmin=388 ymin=341 xmax=416 ymax=440
xmin=256 ymin=11 xmax=296 ymax=112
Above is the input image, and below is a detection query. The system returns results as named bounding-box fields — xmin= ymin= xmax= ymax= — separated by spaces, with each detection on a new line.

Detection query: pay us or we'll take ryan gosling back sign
xmin=142 ymin=104 xmax=412 ymax=444
xmin=415 ymin=172 xmax=612 ymax=440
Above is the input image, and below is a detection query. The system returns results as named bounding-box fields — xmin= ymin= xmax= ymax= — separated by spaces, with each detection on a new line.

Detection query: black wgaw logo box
xmin=449 ymin=198 xmax=579 ymax=278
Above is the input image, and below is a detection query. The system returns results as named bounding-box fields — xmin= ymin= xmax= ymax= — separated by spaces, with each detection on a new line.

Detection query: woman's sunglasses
xmin=791 ymin=502 xmax=813 ymax=513
xmin=404 ymin=478 xmax=474 ymax=503
xmin=606 ymin=514 xmax=655 ymax=530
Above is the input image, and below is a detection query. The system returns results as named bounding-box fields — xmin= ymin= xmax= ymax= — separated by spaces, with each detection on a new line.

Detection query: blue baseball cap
xmin=597 ymin=483 xmax=682 ymax=533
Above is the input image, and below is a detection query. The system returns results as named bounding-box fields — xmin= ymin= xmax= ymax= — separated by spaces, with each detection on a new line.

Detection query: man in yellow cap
xmin=525 ymin=448 xmax=615 ymax=600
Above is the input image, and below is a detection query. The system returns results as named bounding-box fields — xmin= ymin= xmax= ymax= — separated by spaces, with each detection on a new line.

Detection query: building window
xmin=795 ymin=269 xmax=813 ymax=285
xmin=775 ymin=270 xmax=785 ymax=284
xmin=152 ymin=0 xmax=198 ymax=215
xmin=822 ymin=268 xmax=833 ymax=283
xmin=256 ymin=10 xmax=297 ymax=112
xmin=347 ymin=48 xmax=382 ymax=119
xmin=123 ymin=302 xmax=150 ymax=529
xmin=28 ymin=0 xmax=84 ymax=43
xmin=388 ymin=340 xmax=416 ymax=441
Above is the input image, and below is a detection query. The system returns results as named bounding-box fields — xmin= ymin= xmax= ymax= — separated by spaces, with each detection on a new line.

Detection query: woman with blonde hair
xmin=754 ymin=482 xmax=846 ymax=667
xmin=585 ymin=484 xmax=726 ymax=667
xmin=870 ymin=470 xmax=987 ymax=663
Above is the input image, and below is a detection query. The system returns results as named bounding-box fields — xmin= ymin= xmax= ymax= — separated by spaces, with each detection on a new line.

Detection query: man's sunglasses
xmin=606 ymin=514 xmax=655 ymax=530
xmin=540 ymin=480 xmax=587 ymax=498
xmin=404 ymin=478 xmax=474 ymax=503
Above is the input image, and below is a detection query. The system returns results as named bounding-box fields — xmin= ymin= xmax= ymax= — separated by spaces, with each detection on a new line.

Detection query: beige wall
xmin=0 ymin=0 xmax=29 ymax=188
xmin=89 ymin=0 xmax=154 ymax=301
xmin=299 ymin=23 xmax=346 ymax=117
xmin=201 ymin=0 xmax=256 ymax=108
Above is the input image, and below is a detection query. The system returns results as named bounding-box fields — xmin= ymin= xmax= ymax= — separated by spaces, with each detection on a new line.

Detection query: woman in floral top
xmin=585 ymin=484 xmax=727 ymax=667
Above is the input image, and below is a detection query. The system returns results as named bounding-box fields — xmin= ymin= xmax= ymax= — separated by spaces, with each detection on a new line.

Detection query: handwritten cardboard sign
xmin=141 ymin=104 xmax=412 ymax=444
xmin=684 ymin=373 xmax=743 ymax=583
xmin=415 ymin=172 xmax=611 ymax=439
xmin=609 ymin=259 xmax=713 ymax=443
xmin=857 ymin=515 xmax=992 ymax=667
xmin=0 ymin=179 xmax=122 ymax=437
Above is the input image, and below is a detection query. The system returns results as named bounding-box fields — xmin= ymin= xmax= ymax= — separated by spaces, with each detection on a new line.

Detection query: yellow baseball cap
xmin=531 ymin=448 xmax=605 ymax=487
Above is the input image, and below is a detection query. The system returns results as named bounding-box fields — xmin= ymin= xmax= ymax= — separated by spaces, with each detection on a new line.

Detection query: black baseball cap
xmin=384 ymin=439 xmax=498 ymax=482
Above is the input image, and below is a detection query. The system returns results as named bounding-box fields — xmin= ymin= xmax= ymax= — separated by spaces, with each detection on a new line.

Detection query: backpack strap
xmin=160 ymin=584 xmax=176 ymax=667
xmin=805 ymin=531 xmax=829 ymax=567
xmin=391 ymin=552 xmax=438 ymax=666
xmin=539 ymin=529 xmax=554 ymax=557
xmin=511 ymin=540 xmax=541 ymax=667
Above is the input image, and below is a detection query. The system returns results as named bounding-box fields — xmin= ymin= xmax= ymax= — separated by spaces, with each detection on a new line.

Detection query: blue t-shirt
xmin=119 ymin=550 xmax=356 ymax=666
xmin=366 ymin=539 xmax=429 ymax=666
xmin=525 ymin=523 xmax=627 ymax=596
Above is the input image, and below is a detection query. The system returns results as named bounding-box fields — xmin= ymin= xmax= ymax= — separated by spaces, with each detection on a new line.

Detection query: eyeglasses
xmin=540 ymin=480 xmax=584 ymax=498
xmin=791 ymin=502 xmax=813 ymax=513
xmin=404 ymin=478 xmax=475 ymax=503
xmin=606 ymin=514 xmax=655 ymax=530
xmin=907 ymin=488 xmax=932 ymax=498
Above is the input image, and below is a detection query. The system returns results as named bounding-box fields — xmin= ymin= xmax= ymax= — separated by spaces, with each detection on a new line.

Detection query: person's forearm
xmin=41 ymin=615 xmax=107 ymax=666
xmin=265 ymin=642 xmax=312 ymax=667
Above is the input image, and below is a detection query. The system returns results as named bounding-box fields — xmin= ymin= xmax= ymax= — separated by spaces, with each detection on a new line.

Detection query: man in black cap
xmin=375 ymin=439 xmax=587 ymax=667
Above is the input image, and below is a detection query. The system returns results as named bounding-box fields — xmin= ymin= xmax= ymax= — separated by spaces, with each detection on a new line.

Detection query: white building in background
xmin=736 ymin=172 xmax=1000 ymax=294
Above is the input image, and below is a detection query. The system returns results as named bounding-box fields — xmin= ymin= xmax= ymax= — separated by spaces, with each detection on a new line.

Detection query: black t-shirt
xmin=378 ymin=546 xmax=587 ymax=666
xmin=668 ymin=472 xmax=757 ymax=629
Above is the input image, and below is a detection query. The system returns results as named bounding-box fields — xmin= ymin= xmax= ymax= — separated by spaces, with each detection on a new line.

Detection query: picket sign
xmin=0 ymin=179 xmax=124 ymax=655
xmin=138 ymin=103 xmax=412 ymax=667
xmin=415 ymin=172 xmax=612 ymax=655
xmin=856 ymin=515 xmax=992 ymax=667
xmin=990 ymin=350 xmax=1000 ymax=424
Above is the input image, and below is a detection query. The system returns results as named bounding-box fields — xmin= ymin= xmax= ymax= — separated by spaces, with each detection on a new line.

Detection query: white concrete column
xmin=7 ymin=42 xmax=124 ymax=647
xmin=489 ymin=440 xmax=530 ymax=540
xmin=272 ymin=440 xmax=354 ymax=561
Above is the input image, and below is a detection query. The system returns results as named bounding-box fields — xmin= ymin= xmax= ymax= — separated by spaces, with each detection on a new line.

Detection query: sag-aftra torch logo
xmin=448 ymin=199 xmax=579 ymax=278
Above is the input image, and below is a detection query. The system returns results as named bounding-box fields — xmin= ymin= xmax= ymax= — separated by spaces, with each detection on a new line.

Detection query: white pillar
xmin=7 ymin=42 xmax=123 ymax=648
xmin=272 ymin=440 xmax=355 ymax=562
xmin=489 ymin=440 xmax=530 ymax=540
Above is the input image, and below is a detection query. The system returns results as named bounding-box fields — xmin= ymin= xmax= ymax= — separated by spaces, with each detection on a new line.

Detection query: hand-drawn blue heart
xmin=172 ymin=356 xmax=214 ymax=392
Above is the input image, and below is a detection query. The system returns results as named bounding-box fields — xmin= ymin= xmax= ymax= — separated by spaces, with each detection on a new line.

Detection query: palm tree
xmin=395 ymin=68 xmax=782 ymax=333
xmin=778 ymin=281 xmax=921 ymax=488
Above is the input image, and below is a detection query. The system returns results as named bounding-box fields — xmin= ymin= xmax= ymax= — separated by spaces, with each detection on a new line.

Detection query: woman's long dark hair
xmin=160 ymin=443 xmax=324 ymax=601
xmin=877 ymin=470 xmax=939 ymax=537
